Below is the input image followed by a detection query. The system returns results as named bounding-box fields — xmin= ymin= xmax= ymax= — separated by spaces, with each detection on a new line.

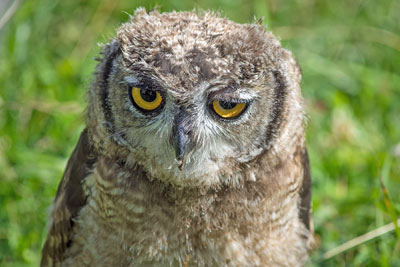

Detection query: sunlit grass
xmin=0 ymin=0 xmax=399 ymax=266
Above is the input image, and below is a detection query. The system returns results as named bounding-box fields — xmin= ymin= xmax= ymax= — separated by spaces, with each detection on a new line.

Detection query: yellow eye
xmin=212 ymin=100 xmax=247 ymax=119
xmin=131 ymin=87 xmax=163 ymax=111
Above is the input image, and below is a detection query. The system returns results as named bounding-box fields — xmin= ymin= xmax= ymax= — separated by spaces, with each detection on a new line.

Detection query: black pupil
xmin=140 ymin=89 xmax=157 ymax=102
xmin=219 ymin=101 xmax=237 ymax=109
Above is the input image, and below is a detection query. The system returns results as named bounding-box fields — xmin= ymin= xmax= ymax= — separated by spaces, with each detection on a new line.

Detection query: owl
xmin=41 ymin=8 xmax=313 ymax=267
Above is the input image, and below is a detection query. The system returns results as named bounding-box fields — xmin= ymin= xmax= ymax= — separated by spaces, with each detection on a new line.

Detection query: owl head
xmin=86 ymin=8 xmax=304 ymax=187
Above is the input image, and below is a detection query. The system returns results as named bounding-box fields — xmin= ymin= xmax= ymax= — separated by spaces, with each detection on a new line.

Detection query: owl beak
xmin=172 ymin=109 xmax=192 ymax=170
xmin=173 ymin=126 xmax=190 ymax=170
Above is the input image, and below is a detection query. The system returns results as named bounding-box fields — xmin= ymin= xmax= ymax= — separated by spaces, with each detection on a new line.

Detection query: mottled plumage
xmin=41 ymin=8 xmax=313 ymax=266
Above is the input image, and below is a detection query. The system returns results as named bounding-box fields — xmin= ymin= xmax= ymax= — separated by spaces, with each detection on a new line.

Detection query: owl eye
xmin=211 ymin=100 xmax=247 ymax=119
xmin=130 ymin=87 xmax=163 ymax=112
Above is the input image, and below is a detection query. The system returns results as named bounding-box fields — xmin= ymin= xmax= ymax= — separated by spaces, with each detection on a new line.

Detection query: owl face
xmin=89 ymin=9 xmax=302 ymax=186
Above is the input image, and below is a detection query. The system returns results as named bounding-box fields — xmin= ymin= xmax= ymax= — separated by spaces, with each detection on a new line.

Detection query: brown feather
xmin=40 ymin=129 xmax=97 ymax=267
xmin=299 ymin=148 xmax=312 ymax=231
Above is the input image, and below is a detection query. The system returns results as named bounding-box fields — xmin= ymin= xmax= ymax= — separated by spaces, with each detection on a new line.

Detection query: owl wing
xmin=298 ymin=148 xmax=312 ymax=231
xmin=40 ymin=129 xmax=97 ymax=266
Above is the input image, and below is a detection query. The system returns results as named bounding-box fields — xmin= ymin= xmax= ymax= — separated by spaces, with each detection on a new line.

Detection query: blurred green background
xmin=0 ymin=0 xmax=399 ymax=266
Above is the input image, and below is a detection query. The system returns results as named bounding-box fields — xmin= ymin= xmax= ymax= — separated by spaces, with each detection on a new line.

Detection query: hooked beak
xmin=172 ymin=108 xmax=192 ymax=170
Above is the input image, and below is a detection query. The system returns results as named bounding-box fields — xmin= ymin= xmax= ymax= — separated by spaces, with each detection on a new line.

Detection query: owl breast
xmin=61 ymin=155 xmax=309 ymax=267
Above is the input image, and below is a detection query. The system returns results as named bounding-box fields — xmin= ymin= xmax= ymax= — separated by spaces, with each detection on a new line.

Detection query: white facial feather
xmin=122 ymin=81 xmax=246 ymax=185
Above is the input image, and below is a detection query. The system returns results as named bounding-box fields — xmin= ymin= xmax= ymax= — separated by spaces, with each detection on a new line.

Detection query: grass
xmin=0 ymin=0 xmax=399 ymax=265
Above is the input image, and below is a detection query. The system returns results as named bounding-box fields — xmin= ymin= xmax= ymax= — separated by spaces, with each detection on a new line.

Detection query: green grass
xmin=1 ymin=0 xmax=399 ymax=266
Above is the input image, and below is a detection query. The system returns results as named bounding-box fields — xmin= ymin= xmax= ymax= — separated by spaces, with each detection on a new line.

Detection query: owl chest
xmin=67 ymin=173 xmax=307 ymax=266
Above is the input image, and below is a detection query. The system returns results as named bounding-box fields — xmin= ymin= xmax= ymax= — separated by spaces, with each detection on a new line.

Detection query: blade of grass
xmin=1 ymin=100 xmax=83 ymax=114
xmin=0 ymin=0 xmax=20 ymax=30
xmin=379 ymin=157 xmax=400 ymax=240
xmin=323 ymin=218 xmax=400 ymax=260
